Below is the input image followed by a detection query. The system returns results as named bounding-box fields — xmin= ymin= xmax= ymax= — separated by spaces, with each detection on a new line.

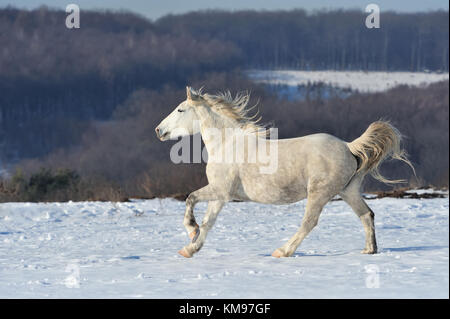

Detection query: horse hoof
xmin=178 ymin=248 xmax=192 ymax=258
xmin=271 ymin=249 xmax=284 ymax=258
xmin=361 ymin=248 xmax=377 ymax=254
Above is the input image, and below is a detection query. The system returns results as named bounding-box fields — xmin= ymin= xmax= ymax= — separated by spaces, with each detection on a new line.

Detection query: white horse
xmin=155 ymin=87 xmax=414 ymax=258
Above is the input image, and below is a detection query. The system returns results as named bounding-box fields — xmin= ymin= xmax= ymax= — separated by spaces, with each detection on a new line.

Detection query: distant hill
xmin=0 ymin=7 xmax=448 ymax=198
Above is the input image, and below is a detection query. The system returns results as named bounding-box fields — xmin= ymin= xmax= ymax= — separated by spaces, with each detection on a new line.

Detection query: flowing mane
xmin=193 ymin=88 xmax=268 ymax=137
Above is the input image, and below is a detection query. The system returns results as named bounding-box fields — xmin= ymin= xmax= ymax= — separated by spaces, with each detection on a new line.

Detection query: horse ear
xmin=186 ymin=86 xmax=192 ymax=100
xmin=187 ymin=86 xmax=201 ymax=101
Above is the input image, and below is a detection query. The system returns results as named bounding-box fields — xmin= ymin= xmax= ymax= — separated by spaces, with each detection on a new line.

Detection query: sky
xmin=0 ymin=0 xmax=448 ymax=20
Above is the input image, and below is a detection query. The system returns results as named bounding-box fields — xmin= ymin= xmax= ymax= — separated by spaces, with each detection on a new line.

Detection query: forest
xmin=0 ymin=7 xmax=448 ymax=201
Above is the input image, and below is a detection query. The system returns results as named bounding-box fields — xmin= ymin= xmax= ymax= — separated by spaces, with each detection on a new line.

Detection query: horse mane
xmin=191 ymin=88 xmax=268 ymax=137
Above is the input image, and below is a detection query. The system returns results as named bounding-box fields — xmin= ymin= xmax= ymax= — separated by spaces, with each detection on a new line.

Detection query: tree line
xmin=2 ymin=73 xmax=447 ymax=201
xmin=158 ymin=9 xmax=449 ymax=71
xmin=1 ymin=7 xmax=448 ymax=161
xmin=0 ymin=7 xmax=448 ymax=201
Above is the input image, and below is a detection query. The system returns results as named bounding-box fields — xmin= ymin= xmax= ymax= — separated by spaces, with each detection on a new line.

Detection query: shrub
xmin=2 ymin=168 xmax=80 ymax=202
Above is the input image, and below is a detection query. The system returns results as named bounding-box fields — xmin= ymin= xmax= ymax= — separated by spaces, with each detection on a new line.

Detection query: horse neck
xmin=196 ymin=106 xmax=241 ymax=156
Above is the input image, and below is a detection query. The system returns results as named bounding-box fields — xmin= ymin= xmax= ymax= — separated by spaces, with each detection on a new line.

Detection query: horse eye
xmin=178 ymin=109 xmax=184 ymax=113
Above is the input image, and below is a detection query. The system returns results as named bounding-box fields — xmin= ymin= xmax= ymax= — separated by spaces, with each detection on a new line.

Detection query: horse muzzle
xmin=155 ymin=127 xmax=169 ymax=141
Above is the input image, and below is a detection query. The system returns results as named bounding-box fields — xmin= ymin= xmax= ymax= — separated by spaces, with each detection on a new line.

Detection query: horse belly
xmin=238 ymin=173 xmax=307 ymax=204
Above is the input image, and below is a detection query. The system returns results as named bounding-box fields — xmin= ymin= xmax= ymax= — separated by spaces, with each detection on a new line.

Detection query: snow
xmin=0 ymin=197 xmax=448 ymax=298
xmin=247 ymin=70 xmax=449 ymax=93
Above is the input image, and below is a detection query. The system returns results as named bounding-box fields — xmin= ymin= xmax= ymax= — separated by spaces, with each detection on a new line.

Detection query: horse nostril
xmin=155 ymin=127 xmax=160 ymax=135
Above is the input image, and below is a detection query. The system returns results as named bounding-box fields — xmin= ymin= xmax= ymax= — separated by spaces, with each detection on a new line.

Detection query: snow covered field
xmin=0 ymin=196 xmax=448 ymax=298
xmin=247 ymin=70 xmax=449 ymax=93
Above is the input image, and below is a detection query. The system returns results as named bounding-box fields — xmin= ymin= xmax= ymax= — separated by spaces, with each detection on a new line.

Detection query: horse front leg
xmin=179 ymin=200 xmax=225 ymax=258
xmin=183 ymin=195 xmax=199 ymax=241
xmin=182 ymin=185 xmax=215 ymax=240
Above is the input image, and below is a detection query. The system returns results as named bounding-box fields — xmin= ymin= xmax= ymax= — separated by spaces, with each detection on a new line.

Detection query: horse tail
xmin=347 ymin=121 xmax=415 ymax=184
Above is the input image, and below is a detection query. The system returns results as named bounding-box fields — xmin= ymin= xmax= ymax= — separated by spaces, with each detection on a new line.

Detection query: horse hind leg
xmin=340 ymin=189 xmax=377 ymax=254
xmin=272 ymin=190 xmax=332 ymax=258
